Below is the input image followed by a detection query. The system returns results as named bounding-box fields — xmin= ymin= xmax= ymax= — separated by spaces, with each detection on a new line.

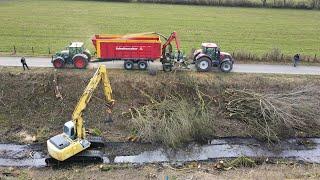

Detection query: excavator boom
xmin=72 ymin=65 xmax=114 ymax=140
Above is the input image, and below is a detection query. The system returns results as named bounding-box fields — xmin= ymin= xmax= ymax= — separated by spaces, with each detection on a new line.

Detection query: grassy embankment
xmin=0 ymin=0 xmax=319 ymax=62
xmin=0 ymin=67 xmax=319 ymax=147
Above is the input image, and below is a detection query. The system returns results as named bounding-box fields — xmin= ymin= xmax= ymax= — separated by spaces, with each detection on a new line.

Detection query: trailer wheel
xmin=124 ymin=61 xmax=134 ymax=70
xmin=53 ymin=58 xmax=64 ymax=68
xmin=195 ymin=57 xmax=211 ymax=72
xmin=138 ymin=61 xmax=148 ymax=70
xmin=220 ymin=60 xmax=233 ymax=73
xmin=73 ymin=55 xmax=88 ymax=69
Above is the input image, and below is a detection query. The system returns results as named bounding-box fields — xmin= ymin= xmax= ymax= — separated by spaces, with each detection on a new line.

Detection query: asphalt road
xmin=1 ymin=56 xmax=320 ymax=75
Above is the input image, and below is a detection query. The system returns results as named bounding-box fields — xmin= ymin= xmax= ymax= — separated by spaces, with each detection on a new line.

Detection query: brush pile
xmin=129 ymin=94 xmax=216 ymax=148
xmin=224 ymin=86 xmax=320 ymax=142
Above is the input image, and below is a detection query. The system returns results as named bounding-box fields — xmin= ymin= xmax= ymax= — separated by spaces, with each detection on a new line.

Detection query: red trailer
xmin=92 ymin=34 xmax=162 ymax=70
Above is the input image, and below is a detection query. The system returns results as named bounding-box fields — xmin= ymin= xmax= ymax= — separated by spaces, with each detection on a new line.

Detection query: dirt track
xmin=1 ymin=56 xmax=320 ymax=75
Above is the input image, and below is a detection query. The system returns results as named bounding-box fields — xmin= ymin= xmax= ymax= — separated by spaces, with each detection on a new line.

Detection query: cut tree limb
xmin=53 ymin=72 xmax=63 ymax=100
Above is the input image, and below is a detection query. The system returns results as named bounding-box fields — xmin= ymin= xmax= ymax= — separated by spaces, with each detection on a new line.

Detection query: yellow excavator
xmin=45 ymin=65 xmax=114 ymax=164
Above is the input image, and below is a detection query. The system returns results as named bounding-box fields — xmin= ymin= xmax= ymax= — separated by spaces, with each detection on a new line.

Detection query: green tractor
xmin=52 ymin=42 xmax=91 ymax=69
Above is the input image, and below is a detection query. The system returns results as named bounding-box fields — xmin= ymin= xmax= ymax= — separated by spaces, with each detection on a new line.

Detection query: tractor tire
xmin=52 ymin=58 xmax=65 ymax=69
xmin=220 ymin=60 xmax=233 ymax=73
xmin=124 ymin=61 xmax=134 ymax=70
xmin=73 ymin=55 xmax=88 ymax=69
xmin=195 ymin=57 xmax=212 ymax=72
xmin=138 ymin=61 xmax=148 ymax=70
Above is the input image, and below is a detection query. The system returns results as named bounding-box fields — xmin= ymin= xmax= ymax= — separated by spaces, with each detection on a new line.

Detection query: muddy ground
xmin=1 ymin=67 xmax=320 ymax=178
xmin=0 ymin=66 xmax=320 ymax=154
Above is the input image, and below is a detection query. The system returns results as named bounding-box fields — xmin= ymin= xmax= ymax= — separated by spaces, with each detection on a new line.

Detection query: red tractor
xmin=193 ymin=43 xmax=234 ymax=72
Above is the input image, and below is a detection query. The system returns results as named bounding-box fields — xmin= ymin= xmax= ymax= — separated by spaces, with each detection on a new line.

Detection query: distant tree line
xmin=102 ymin=0 xmax=320 ymax=9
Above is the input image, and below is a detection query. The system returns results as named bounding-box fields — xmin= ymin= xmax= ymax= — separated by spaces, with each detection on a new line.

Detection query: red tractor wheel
xmin=73 ymin=56 xmax=88 ymax=69
xmin=53 ymin=58 xmax=64 ymax=68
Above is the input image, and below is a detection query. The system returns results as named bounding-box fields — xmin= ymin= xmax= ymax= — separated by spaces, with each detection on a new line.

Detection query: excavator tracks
xmin=87 ymin=136 xmax=105 ymax=148
xmin=45 ymin=150 xmax=104 ymax=166
xmin=45 ymin=137 xmax=105 ymax=166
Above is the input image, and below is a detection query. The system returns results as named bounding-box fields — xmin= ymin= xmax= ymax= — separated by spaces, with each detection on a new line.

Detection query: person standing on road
xmin=293 ymin=54 xmax=300 ymax=67
xmin=21 ymin=56 xmax=30 ymax=70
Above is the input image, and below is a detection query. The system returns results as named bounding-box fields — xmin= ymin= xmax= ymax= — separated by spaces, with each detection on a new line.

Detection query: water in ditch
xmin=0 ymin=137 xmax=319 ymax=167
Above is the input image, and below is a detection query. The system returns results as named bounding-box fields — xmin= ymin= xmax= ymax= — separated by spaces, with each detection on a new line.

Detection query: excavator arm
xmin=72 ymin=65 xmax=114 ymax=140
xmin=161 ymin=31 xmax=181 ymax=56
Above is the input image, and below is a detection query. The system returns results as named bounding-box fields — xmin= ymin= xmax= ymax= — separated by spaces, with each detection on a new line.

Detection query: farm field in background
xmin=0 ymin=0 xmax=319 ymax=57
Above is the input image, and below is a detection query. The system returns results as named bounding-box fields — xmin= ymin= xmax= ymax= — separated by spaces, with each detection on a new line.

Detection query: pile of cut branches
xmin=129 ymin=93 xmax=216 ymax=148
xmin=224 ymin=86 xmax=320 ymax=142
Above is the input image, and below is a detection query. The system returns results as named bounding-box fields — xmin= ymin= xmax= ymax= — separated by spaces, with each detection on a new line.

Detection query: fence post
xmin=13 ymin=46 xmax=16 ymax=54
xmin=314 ymin=54 xmax=317 ymax=62
xmin=32 ymin=47 xmax=34 ymax=55
xmin=48 ymin=47 xmax=51 ymax=54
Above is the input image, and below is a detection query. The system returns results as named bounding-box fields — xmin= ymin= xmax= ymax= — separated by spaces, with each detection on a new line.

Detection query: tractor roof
xmin=69 ymin=42 xmax=84 ymax=48
xmin=202 ymin=43 xmax=218 ymax=48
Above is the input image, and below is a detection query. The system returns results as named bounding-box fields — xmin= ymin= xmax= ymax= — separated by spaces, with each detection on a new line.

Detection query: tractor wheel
xmin=73 ymin=55 xmax=88 ymax=69
xmin=52 ymin=58 xmax=64 ymax=69
xmin=220 ymin=60 xmax=233 ymax=73
xmin=138 ymin=61 xmax=148 ymax=70
xmin=124 ymin=61 xmax=134 ymax=70
xmin=195 ymin=57 xmax=211 ymax=72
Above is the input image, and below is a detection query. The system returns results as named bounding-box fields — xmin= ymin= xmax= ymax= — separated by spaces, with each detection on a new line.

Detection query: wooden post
xmin=32 ymin=47 xmax=34 ymax=54
xmin=48 ymin=47 xmax=51 ymax=54
xmin=13 ymin=46 xmax=16 ymax=54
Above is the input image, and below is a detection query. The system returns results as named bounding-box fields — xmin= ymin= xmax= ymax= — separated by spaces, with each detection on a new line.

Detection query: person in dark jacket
xmin=293 ymin=54 xmax=300 ymax=67
xmin=21 ymin=57 xmax=29 ymax=70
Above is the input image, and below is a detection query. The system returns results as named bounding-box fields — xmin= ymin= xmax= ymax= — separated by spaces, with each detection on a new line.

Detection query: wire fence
xmin=0 ymin=46 xmax=55 ymax=56
xmin=232 ymin=51 xmax=319 ymax=63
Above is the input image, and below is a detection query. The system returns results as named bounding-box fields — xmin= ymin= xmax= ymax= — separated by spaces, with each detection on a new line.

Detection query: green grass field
xmin=0 ymin=0 xmax=319 ymax=57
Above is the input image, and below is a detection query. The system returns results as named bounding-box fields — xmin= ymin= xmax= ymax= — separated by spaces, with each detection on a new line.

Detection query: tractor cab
xmin=68 ymin=42 xmax=85 ymax=57
xmin=201 ymin=43 xmax=220 ymax=62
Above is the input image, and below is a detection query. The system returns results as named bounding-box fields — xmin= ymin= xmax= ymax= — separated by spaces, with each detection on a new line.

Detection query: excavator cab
xmin=63 ymin=121 xmax=76 ymax=140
